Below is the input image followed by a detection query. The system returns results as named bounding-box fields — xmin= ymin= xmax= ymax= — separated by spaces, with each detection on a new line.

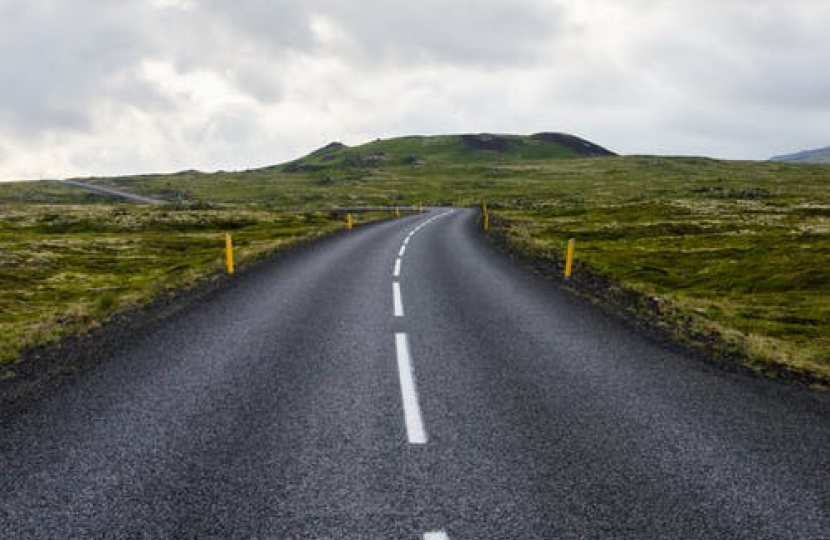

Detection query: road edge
xmin=0 ymin=217 xmax=395 ymax=410
xmin=480 ymin=212 xmax=829 ymax=391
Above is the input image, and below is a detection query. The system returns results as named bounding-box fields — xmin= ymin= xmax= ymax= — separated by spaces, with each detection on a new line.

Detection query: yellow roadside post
xmin=482 ymin=201 xmax=489 ymax=231
xmin=564 ymin=238 xmax=576 ymax=278
xmin=225 ymin=233 xmax=235 ymax=275
xmin=395 ymin=206 xmax=400 ymax=218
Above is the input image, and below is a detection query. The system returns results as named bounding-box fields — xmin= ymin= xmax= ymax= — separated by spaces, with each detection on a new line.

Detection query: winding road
xmin=59 ymin=179 xmax=166 ymax=204
xmin=1 ymin=209 xmax=828 ymax=539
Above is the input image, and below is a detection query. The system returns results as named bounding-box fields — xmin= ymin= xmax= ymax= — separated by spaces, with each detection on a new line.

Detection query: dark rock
xmin=531 ymin=132 xmax=616 ymax=156
xmin=460 ymin=134 xmax=511 ymax=152
xmin=311 ymin=142 xmax=347 ymax=155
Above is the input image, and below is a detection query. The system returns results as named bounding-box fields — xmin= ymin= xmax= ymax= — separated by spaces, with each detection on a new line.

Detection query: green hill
xmin=0 ymin=132 xmax=614 ymax=207
xmin=283 ymin=133 xmax=615 ymax=172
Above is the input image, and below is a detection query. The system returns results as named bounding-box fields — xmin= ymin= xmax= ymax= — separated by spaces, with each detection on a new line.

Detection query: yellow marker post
xmin=225 ymin=233 xmax=235 ymax=275
xmin=395 ymin=206 xmax=400 ymax=218
xmin=419 ymin=203 xmax=424 ymax=213
xmin=564 ymin=238 xmax=576 ymax=278
xmin=483 ymin=210 xmax=489 ymax=231
xmin=346 ymin=213 xmax=353 ymax=231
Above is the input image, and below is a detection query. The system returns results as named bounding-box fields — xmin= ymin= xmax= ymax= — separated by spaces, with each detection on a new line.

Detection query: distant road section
xmin=58 ymin=179 xmax=165 ymax=204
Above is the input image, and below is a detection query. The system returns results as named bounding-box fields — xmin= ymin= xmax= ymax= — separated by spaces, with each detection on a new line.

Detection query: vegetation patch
xmin=484 ymin=185 xmax=829 ymax=386
xmin=0 ymin=204 xmax=390 ymax=371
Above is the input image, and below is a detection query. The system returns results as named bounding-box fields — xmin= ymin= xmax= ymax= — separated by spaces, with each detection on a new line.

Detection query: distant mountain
xmin=771 ymin=146 xmax=830 ymax=164
xmin=282 ymin=133 xmax=615 ymax=172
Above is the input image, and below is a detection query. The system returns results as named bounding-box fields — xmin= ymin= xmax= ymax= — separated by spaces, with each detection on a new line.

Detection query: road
xmin=59 ymin=179 xmax=166 ymax=204
xmin=1 ymin=208 xmax=828 ymax=539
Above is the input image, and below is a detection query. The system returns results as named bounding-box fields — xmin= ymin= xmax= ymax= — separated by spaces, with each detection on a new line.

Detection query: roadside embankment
xmin=0 ymin=204 xmax=404 ymax=398
xmin=483 ymin=209 xmax=829 ymax=389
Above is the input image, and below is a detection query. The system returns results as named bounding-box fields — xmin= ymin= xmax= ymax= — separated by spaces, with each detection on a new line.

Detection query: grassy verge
xmin=0 ymin=204 xmax=390 ymax=372
xmin=480 ymin=168 xmax=828 ymax=385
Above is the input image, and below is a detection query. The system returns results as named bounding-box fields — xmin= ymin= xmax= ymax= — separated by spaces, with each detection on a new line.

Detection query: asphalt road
xmin=59 ymin=179 xmax=166 ymax=204
xmin=1 ymin=208 xmax=828 ymax=539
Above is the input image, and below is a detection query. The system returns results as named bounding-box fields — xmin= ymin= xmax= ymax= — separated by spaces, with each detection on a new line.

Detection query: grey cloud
xmin=220 ymin=62 xmax=285 ymax=104
xmin=317 ymin=0 xmax=564 ymax=66
xmin=132 ymin=2 xmax=307 ymax=105
xmin=0 ymin=1 xmax=294 ymax=138
xmin=149 ymin=1 xmax=314 ymax=74
xmin=107 ymin=74 xmax=178 ymax=112
xmin=0 ymin=2 xmax=159 ymax=137
xmin=1 ymin=0 xmax=829 ymax=179
xmin=633 ymin=2 xmax=830 ymax=108
xmin=201 ymin=104 xmax=261 ymax=144
xmin=179 ymin=0 xmax=564 ymax=67
xmin=198 ymin=0 xmax=316 ymax=52
xmin=738 ymin=56 xmax=830 ymax=111
xmin=0 ymin=0 xmax=563 ymax=141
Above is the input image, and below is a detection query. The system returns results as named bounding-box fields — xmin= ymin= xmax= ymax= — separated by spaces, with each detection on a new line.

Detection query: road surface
xmin=59 ymin=179 xmax=166 ymax=204
xmin=1 ymin=209 xmax=828 ymax=539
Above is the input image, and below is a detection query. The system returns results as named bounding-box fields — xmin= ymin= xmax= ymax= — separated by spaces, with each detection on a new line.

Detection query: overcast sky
xmin=1 ymin=0 xmax=829 ymax=180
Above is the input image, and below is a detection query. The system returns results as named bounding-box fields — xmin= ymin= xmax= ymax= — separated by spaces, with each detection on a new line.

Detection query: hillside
xmin=771 ymin=145 xmax=830 ymax=164
xmin=0 ymin=132 xmax=616 ymax=206
xmin=282 ymin=133 xmax=615 ymax=172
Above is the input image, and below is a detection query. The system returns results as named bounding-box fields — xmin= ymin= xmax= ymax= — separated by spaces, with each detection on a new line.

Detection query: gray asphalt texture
xmin=1 ymin=208 xmax=828 ymax=539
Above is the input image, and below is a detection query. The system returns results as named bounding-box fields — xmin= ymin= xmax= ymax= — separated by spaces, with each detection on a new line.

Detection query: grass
xmin=491 ymin=196 xmax=828 ymax=382
xmin=0 ymin=204 xmax=387 ymax=367
xmin=1 ymin=133 xmax=828 ymax=384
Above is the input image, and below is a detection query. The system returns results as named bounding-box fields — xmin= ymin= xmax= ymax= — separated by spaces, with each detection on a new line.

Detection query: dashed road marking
xmin=424 ymin=531 xmax=449 ymax=540
xmin=388 ymin=211 xmax=457 ymax=522
xmin=390 ymin=211 xmax=457 ymax=444
xmin=393 ymin=282 xmax=404 ymax=317
xmin=395 ymin=333 xmax=427 ymax=444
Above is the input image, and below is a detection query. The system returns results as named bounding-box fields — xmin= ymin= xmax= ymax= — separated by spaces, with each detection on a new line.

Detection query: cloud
xmin=312 ymin=0 xmax=564 ymax=66
xmin=0 ymin=0 xmax=829 ymax=179
xmin=0 ymin=2 xmax=156 ymax=137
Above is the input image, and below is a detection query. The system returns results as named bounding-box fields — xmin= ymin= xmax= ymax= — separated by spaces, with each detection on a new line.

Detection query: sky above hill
xmin=1 ymin=0 xmax=829 ymax=180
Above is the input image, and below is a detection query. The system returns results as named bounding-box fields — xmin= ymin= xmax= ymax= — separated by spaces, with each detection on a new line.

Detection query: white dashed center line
xmin=390 ymin=210 xmax=454 ymax=444
xmin=393 ymin=282 xmax=404 ymax=317
xmin=388 ymin=211 xmax=455 ymax=533
xmin=395 ymin=333 xmax=427 ymax=444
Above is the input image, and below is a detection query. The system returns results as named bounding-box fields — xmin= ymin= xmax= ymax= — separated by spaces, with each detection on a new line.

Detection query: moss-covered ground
xmin=0 ymin=204 xmax=386 ymax=367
